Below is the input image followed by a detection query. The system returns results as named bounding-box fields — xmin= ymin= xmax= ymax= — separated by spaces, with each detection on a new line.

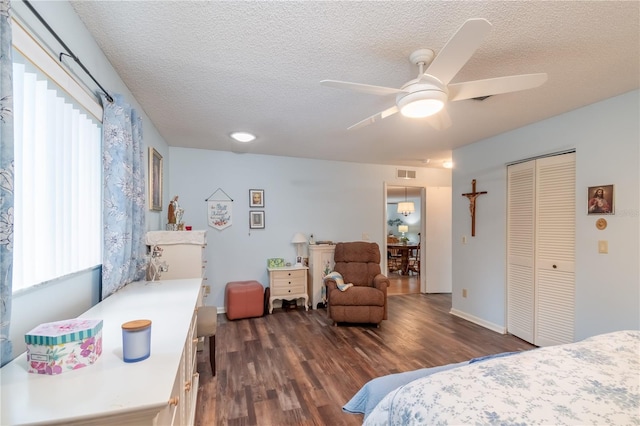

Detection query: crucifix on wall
xmin=461 ymin=179 xmax=487 ymax=237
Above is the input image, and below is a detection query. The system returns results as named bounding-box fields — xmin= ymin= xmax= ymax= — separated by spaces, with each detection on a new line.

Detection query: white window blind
xmin=12 ymin=41 xmax=102 ymax=292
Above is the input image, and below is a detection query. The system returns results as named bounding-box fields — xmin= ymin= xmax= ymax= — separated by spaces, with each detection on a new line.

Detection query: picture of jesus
xmin=587 ymin=185 xmax=614 ymax=215
xmin=249 ymin=189 xmax=264 ymax=207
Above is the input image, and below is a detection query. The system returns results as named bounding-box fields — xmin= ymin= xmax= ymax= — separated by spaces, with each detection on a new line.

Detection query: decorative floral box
xmin=267 ymin=258 xmax=285 ymax=268
xmin=24 ymin=318 xmax=103 ymax=375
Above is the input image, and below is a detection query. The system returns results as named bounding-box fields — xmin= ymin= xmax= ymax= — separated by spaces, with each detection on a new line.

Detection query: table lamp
xmin=398 ymin=225 xmax=408 ymax=237
xmin=291 ymin=232 xmax=307 ymax=266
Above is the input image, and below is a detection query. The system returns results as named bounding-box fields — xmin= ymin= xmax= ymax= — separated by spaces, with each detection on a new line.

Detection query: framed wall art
xmin=249 ymin=189 xmax=264 ymax=208
xmin=148 ymin=147 xmax=163 ymax=211
xmin=249 ymin=211 xmax=265 ymax=229
xmin=587 ymin=184 xmax=614 ymax=215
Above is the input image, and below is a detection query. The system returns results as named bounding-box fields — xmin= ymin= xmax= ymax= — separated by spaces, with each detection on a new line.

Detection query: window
xmin=11 ymin=21 xmax=102 ymax=292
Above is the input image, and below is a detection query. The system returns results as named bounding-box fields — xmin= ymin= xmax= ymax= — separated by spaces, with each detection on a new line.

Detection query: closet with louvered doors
xmin=507 ymin=152 xmax=576 ymax=347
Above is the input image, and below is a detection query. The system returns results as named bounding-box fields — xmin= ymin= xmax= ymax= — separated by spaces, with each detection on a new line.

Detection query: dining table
xmin=387 ymin=244 xmax=419 ymax=275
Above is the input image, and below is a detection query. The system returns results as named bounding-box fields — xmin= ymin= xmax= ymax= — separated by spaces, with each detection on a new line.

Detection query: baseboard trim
xmin=449 ymin=308 xmax=506 ymax=334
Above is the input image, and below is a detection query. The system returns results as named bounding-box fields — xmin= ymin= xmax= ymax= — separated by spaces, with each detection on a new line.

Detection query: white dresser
xmin=145 ymin=230 xmax=207 ymax=280
xmin=0 ymin=279 xmax=204 ymax=426
xmin=308 ymin=244 xmax=336 ymax=308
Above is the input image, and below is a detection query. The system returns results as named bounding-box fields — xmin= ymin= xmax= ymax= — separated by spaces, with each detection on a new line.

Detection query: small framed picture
xmin=249 ymin=211 xmax=265 ymax=229
xmin=250 ymin=189 xmax=264 ymax=207
xmin=587 ymin=185 xmax=614 ymax=215
xmin=148 ymin=147 xmax=163 ymax=211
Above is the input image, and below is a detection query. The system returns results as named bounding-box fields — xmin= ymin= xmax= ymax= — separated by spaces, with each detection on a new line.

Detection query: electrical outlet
xmin=462 ymin=235 xmax=467 ymax=244
xmin=362 ymin=233 xmax=370 ymax=241
xmin=462 ymin=289 xmax=468 ymax=298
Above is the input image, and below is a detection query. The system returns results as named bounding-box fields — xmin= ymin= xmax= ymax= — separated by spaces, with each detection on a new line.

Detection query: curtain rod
xmin=22 ymin=0 xmax=113 ymax=103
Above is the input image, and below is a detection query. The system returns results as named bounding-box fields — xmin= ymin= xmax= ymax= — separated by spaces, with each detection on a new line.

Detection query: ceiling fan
xmin=320 ymin=18 xmax=547 ymax=131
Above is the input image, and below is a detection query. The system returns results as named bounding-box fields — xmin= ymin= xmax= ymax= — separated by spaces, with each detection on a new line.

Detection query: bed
xmin=344 ymin=330 xmax=639 ymax=425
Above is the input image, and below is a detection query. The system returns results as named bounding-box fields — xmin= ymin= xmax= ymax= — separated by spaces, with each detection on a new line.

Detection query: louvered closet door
xmin=534 ymin=153 xmax=575 ymax=346
xmin=507 ymin=161 xmax=536 ymax=343
xmin=507 ymin=152 xmax=575 ymax=346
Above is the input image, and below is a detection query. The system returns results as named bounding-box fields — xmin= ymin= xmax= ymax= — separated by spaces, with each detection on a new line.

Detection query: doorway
xmin=384 ymin=184 xmax=424 ymax=295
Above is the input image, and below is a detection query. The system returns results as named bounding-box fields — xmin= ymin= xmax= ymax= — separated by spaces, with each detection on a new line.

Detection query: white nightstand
xmin=267 ymin=266 xmax=309 ymax=313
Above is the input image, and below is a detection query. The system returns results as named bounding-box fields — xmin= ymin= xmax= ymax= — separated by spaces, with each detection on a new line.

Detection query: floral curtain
xmin=0 ymin=0 xmax=13 ymax=367
xmin=101 ymin=94 xmax=146 ymax=299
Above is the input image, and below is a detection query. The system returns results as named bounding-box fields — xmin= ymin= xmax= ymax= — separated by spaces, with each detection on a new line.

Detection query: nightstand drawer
xmin=271 ymin=282 xmax=305 ymax=296
xmin=270 ymin=269 xmax=306 ymax=280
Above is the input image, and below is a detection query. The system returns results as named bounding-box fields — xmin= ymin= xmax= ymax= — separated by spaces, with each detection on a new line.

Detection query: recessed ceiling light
xmin=443 ymin=160 xmax=453 ymax=169
xmin=230 ymin=132 xmax=256 ymax=143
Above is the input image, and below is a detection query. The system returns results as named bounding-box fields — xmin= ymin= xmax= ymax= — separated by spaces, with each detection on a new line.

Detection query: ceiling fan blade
xmin=424 ymin=18 xmax=492 ymax=85
xmin=347 ymin=105 xmax=399 ymax=130
xmin=425 ymin=107 xmax=452 ymax=131
xmin=321 ymin=80 xmax=405 ymax=96
xmin=448 ymin=73 xmax=548 ymax=101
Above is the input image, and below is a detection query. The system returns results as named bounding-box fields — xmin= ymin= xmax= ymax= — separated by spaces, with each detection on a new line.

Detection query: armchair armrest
xmin=325 ymin=279 xmax=339 ymax=292
xmin=373 ymin=274 xmax=389 ymax=291
xmin=373 ymin=274 xmax=389 ymax=320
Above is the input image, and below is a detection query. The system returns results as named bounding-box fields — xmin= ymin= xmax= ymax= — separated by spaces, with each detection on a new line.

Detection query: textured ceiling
xmin=70 ymin=1 xmax=639 ymax=169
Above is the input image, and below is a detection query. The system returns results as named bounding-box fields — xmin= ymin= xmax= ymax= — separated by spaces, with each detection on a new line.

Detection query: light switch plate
xmin=598 ymin=240 xmax=608 ymax=254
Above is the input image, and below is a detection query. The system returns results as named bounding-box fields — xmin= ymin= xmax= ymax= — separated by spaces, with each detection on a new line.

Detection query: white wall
xmin=451 ymin=90 xmax=640 ymax=340
xmin=169 ymin=148 xmax=451 ymax=310
xmin=425 ymin=187 xmax=452 ymax=293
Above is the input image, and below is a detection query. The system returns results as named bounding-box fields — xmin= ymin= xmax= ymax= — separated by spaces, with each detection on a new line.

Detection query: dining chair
xmin=388 ymin=247 xmax=402 ymax=274
xmin=408 ymin=246 xmax=420 ymax=275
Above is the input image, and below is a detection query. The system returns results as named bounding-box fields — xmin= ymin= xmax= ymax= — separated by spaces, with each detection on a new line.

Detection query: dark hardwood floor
xmin=195 ymin=285 xmax=534 ymax=425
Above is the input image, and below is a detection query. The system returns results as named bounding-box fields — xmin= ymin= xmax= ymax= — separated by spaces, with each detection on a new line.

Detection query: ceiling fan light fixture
xmin=398 ymin=90 xmax=447 ymax=118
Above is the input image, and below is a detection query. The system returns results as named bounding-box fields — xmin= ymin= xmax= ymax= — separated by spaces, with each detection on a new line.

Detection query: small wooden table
xmin=388 ymin=244 xmax=419 ymax=275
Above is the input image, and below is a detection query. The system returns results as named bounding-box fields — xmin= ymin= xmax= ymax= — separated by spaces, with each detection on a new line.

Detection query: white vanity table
xmin=1 ymin=278 xmax=204 ymax=426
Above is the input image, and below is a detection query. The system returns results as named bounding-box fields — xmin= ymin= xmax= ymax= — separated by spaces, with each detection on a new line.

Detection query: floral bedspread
xmin=365 ymin=330 xmax=640 ymax=425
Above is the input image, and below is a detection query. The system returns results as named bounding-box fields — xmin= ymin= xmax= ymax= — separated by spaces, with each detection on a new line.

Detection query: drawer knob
xmin=168 ymin=397 xmax=179 ymax=406
xmin=553 ymin=264 xmax=557 ymax=269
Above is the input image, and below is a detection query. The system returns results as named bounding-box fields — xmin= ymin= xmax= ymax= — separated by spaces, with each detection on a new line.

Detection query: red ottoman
xmin=225 ymin=281 xmax=264 ymax=320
